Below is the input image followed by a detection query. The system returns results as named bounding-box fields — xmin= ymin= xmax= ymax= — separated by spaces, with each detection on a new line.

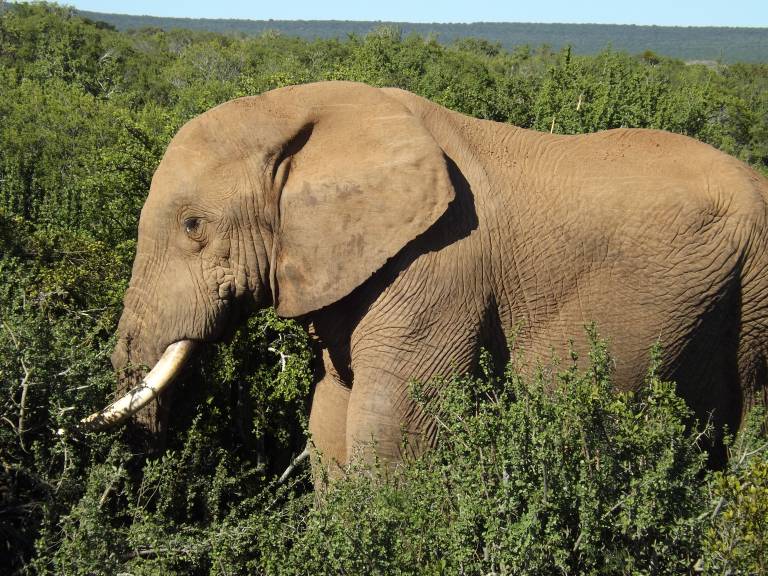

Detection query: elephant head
xmin=85 ymin=81 xmax=455 ymax=434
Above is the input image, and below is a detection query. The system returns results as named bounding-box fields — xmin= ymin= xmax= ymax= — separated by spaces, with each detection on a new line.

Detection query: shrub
xmin=246 ymin=333 xmax=712 ymax=575
xmin=701 ymin=407 xmax=768 ymax=575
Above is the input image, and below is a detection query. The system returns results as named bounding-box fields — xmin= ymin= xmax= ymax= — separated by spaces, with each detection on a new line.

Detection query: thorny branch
xmin=278 ymin=445 xmax=310 ymax=484
xmin=268 ymin=346 xmax=290 ymax=371
xmin=3 ymin=321 xmax=33 ymax=452
xmin=99 ymin=463 xmax=125 ymax=508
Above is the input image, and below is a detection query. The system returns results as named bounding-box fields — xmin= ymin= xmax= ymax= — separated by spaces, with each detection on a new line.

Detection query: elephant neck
xmin=389 ymin=94 xmax=574 ymax=334
xmin=419 ymin=107 xmax=576 ymax=337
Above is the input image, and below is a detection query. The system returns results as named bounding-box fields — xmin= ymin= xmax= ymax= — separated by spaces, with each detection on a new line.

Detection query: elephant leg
xmin=345 ymin=370 xmax=417 ymax=467
xmin=345 ymin=345 xmax=474 ymax=467
xmin=738 ymin=264 xmax=768 ymax=431
xmin=308 ymin=348 xmax=350 ymax=481
xmin=345 ymin=372 xmax=395 ymax=466
xmin=736 ymin=335 xmax=768 ymax=431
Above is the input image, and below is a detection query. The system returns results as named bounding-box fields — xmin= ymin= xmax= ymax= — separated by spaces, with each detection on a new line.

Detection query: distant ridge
xmin=75 ymin=10 xmax=768 ymax=63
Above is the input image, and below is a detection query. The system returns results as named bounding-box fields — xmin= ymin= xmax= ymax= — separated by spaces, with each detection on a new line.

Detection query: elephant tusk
xmin=79 ymin=340 xmax=195 ymax=431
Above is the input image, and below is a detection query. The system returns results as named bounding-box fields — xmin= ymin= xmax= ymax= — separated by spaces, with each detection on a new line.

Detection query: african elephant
xmin=85 ymin=81 xmax=768 ymax=472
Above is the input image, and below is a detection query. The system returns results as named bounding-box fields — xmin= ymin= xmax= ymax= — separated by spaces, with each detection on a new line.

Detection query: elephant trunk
xmin=82 ymin=340 xmax=195 ymax=430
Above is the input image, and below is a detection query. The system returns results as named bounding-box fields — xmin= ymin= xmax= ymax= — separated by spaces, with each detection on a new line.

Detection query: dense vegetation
xmin=72 ymin=9 xmax=768 ymax=64
xmin=0 ymin=3 xmax=767 ymax=574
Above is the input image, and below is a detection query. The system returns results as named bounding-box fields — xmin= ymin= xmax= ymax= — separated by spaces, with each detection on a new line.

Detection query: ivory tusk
xmin=80 ymin=340 xmax=195 ymax=431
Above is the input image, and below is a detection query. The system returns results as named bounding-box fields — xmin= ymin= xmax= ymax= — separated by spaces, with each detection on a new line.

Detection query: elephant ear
xmin=272 ymin=83 xmax=455 ymax=317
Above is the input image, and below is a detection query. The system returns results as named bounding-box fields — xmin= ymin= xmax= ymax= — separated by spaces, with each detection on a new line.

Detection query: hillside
xmin=75 ymin=10 xmax=768 ymax=63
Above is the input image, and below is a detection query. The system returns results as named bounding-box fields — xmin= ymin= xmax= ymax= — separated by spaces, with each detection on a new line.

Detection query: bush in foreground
xmin=259 ymin=336 xmax=710 ymax=575
xmin=31 ymin=331 xmax=768 ymax=575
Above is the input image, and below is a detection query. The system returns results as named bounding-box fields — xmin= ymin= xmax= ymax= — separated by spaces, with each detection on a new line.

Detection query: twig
xmin=268 ymin=346 xmax=290 ymax=371
xmin=1 ymin=416 xmax=18 ymax=432
xmin=17 ymin=360 xmax=31 ymax=451
xmin=3 ymin=321 xmax=32 ymax=451
xmin=691 ymin=416 xmax=712 ymax=448
xmin=55 ymin=435 xmax=69 ymax=493
xmin=98 ymin=463 xmax=124 ymax=508
xmin=736 ymin=441 xmax=768 ymax=468
xmin=573 ymin=530 xmax=583 ymax=551
xmin=123 ymin=548 xmax=160 ymax=560
xmin=3 ymin=320 xmax=19 ymax=348
xmin=710 ymin=496 xmax=725 ymax=521
xmin=278 ymin=446 xmax=310 ymax=484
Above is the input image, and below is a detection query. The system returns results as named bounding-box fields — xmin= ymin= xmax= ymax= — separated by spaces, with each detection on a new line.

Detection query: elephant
xmin=84 ymin=80 xmax=768 ymax=472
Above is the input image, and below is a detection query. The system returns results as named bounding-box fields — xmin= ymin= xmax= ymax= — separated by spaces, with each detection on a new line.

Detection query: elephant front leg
xmin=308 ymin=348 xmax=350 ymax=482
xmin=345 ymin=366 xmax=436 ymax=467
xmin=343 ymin=317 xmax=482 ymax=466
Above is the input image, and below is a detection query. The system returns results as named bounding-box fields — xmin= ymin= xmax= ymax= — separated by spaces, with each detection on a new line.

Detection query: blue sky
xmin=58 ymin=1 xmax=768 ymax=27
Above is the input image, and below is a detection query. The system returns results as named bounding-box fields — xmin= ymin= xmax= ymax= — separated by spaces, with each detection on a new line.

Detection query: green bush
xmin=32 ymin=331 xmax=766 ymax=575
xmin=251 ymin=335 xmax=712 ymax=575
xmin=700 ymin=408 xmax=768 ymax=575
xmin=17 ymin=310 xmax=313 ymax=576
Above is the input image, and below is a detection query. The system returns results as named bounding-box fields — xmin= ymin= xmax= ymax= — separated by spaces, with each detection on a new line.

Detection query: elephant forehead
xmin=149 ymin=143 xmax=249 ymax=203
xmin=165 ymin=114 xmax=266 ymax=170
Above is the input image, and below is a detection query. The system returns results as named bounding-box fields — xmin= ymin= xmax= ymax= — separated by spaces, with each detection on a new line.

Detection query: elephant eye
xmin=184 ymin=217 xmax=202 ymax=236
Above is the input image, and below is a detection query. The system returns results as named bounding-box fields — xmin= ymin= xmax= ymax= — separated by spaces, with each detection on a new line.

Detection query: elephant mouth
xmin=80 ymin=340 xmax=196 ymax=431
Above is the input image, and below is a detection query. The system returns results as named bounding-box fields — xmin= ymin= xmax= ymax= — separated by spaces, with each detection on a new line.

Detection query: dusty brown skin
xmin=108 ymin=81 xmax=768 ymax=471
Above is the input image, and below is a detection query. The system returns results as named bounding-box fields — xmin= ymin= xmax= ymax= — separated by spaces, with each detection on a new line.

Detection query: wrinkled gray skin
xmin=111 ymin=81 xmax=768 ymax=473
